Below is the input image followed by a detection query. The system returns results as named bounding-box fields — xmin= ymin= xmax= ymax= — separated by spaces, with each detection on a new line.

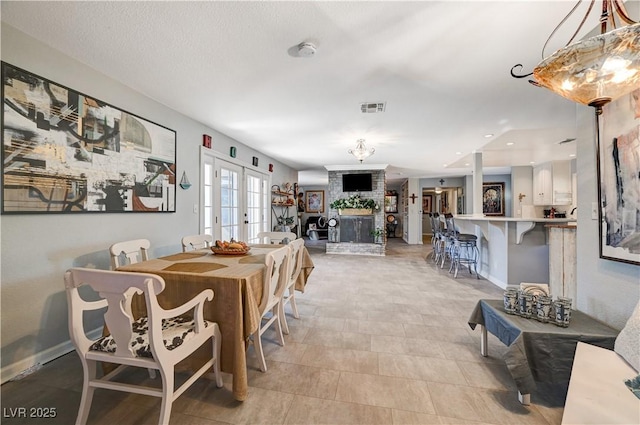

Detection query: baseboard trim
xmin=1 ymin=327 xmax=102 ymax=384
xmin=485 ymin=273 xmax=507 ymax=289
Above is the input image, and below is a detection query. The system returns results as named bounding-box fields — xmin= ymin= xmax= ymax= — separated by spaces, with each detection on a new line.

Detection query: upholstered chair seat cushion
xmin=91 ymin=316 xmax=210 ymax=358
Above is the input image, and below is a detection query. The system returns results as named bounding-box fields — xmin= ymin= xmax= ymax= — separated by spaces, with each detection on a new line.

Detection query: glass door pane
xmin=245 ymin=171 xmax=266 ymax=243
xmin=216 ymin=160 xmax=242 ymax=241
xmin=203 ymin=158 xmax=214 ymax=237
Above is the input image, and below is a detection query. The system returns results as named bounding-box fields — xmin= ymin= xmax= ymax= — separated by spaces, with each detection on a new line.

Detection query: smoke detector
xmin=297 ymin=42 xmax=316 ymax=58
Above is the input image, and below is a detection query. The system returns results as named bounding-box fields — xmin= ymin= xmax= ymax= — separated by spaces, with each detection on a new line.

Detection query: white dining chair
xmin=64 ymin=267 xmax=223 ymax=425
xmin=256 ymin=231 xmax=296 ymax=245
xmin=251 ymin=245 xmax=289 ymax=372
xmin=108 ymin=238 xmax=156 ymax=379
xmin=109 ymin=239 xmax=150 ymax=270
xmin=279 ymin=238 xmax=304 ymax=335
xmin=181 ymin=234 xmax=213 ymax=252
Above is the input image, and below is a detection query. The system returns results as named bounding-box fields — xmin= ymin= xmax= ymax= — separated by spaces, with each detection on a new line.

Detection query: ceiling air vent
xmin=360 ymin=102 xmax=386 ymax=113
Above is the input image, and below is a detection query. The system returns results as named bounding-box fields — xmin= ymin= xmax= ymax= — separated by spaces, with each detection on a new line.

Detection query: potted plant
xmin=370 ymin=227 xmax=384 ymax=244
xmin=275 ymin=214 xmax=295 ymax=232
xmin=330 ymin=195 xmax=379 ymax=215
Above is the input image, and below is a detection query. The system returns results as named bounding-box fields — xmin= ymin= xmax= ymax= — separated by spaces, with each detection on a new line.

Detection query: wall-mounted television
xmin=342 ymin=173 xmax=372 ymax=192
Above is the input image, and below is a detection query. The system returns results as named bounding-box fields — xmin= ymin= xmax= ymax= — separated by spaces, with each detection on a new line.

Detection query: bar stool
xmin=429 ymin=213 xmax=446 ymax=265
xmin=444 ymin=214 xmax=479 ymax=279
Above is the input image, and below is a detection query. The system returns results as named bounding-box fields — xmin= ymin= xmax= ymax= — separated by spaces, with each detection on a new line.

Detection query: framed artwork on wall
xmin=384 ymin=194 xmax=398 ymax=213
xmin=482 ymin=182 xmax=505 ymax=216
xmin=1 ymin=62 xmax=177 ymax=214
xmin=597 ymin=89 xmax=640 ymax=265
xmin=306 ymin=190 xmax=324 ymax=213
xmin=422 ymin=194 xmax=432 ymax=214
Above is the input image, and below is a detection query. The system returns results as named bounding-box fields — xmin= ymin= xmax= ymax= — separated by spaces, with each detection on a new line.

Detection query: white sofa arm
xmin=561 ymin=342 xmax=639 ymax=425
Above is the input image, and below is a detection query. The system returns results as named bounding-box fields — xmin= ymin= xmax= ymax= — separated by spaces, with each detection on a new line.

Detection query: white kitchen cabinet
xmin=533 ymin=163 xmax=552 ymax=205
xmin=551 ymin=160 xmax=572 ymax=205
xmin=533 ymin=161 xmax=572 ymax=206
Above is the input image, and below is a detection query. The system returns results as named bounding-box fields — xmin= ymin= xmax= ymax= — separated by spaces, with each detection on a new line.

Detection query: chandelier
xmin=511 ymin=0 xmax=640 ymax=111
xmin=348 ymin=139 xmax=375 ymax=163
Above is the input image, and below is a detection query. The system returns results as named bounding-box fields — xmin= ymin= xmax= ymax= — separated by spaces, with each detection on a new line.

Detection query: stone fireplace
xmin=325 ymin=166 xmax=386 ymax=256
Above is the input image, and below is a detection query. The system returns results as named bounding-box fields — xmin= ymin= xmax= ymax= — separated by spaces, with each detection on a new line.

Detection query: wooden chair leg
xmin=158 ymin=368 xmax=174 ymax=425
xmin=274 ymin=307 xmax=285 ymax=347
xmin=279 ymin=301 xmax=290 ymax=335
xmin=76 ymin=360 xmax=97 ymax=425
xmin=253 ymin=332 xmax=267 ymax=373
xmin=289 ymin=288 xmax=299 ymax=319
xmin=212 ymin=325 xmax=223 ymax=388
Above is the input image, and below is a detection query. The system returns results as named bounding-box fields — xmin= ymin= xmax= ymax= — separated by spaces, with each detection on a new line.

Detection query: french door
xmin=245 ymin=169 xmax=269 ymax=243
xmin=201 ymin=151 xmax=269 ymax=243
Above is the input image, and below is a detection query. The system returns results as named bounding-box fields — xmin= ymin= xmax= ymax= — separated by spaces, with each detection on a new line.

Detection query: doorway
xmin=201 ymin=151 xmax=269 ymax=243
xmin=422 ymin=187 xmax=463 ymax=235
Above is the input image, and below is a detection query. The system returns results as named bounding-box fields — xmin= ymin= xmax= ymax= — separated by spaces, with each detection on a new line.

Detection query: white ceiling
xmin=2 ymin=0 xmax=610 ymax=185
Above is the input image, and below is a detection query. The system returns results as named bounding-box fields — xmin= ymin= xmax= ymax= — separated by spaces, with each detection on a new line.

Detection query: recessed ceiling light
xmin=443 ymin=164 xmax=448 ymax=167
xmin=506 ymin=142 xmax=514 ymax=146
xmin=569 ymin=154 xmax=576 ymax=157
xmin=456 ymin=151 xmax=462 ymax=155
xmin=484 ymin=133 xmax=494 ymax=138
xmin=464 ymin=163 xmax=470 ymax=166
xmin=530 ymin=161 xmax=535 ymax=164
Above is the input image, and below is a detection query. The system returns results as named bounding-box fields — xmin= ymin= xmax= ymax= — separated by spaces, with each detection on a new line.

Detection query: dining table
xmin=116 ymin=243 xmax=314 ymax=401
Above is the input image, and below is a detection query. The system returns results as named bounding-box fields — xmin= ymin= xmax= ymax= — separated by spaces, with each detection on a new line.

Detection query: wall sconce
xmin=179 ymin=171 xmax=191 ymax=190
xmin=518 ymin=193 xmax=526 ymax=202
xmin=269 ymin=163 xmax=274 ymax=172
xmin=230 ymin=146 xmax=237 ymax=158
xmin=252 ymin=157 xmax=259 ymax=167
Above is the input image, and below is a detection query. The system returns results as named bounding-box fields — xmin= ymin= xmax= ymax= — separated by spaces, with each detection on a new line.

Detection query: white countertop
xmin=455 ymin=215 xmax=576 ymax=223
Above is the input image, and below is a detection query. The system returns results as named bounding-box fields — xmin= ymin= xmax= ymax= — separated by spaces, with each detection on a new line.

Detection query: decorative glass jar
xmin=518 ymin=292 xmax=534 ymax=319
xmin=536 ymin=295 xmax=552 ymax=323
xmin=503 ymin=287 xmax=519 ymax=315
xmin=553 ymin=297 xmax=572 ymax=327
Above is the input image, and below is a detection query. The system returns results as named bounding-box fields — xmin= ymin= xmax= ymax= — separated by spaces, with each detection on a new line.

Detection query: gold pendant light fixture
xmin=512 ymin=0 xmax=640 ymax=111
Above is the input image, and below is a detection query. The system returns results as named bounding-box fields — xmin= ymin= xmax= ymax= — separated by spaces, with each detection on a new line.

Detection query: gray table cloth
xmin=468 ymin=299 xmax=619 ymax=394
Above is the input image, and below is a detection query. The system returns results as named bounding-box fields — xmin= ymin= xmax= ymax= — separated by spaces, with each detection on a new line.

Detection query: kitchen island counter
xmin=453 ymin=215 xmax=576 ymax=289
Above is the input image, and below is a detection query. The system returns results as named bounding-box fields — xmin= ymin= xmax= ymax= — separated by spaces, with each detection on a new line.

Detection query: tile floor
xmin=1 ymin=238 xmax=567 ymax=425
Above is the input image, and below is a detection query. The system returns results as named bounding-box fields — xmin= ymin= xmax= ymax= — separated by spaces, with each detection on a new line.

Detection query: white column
xmin=407 ymin=178 xmax=422 ymax=244
xmin=472 ymin=152 xmax=483 ymax=216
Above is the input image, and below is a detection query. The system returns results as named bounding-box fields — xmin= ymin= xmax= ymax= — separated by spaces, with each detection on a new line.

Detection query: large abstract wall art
xmin=598 ymin=89 xmax=640 ymax=265
xmin=2 ymin=62 xmax=176 ymax=214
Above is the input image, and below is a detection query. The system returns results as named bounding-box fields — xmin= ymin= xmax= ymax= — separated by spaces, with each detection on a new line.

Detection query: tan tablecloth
xmin=117 ymin=245 xmax=314 ymax=401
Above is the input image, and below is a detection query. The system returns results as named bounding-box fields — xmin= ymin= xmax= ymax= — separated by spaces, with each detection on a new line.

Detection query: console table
xmin=468 ymin=299 xmax=619 ymax=405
